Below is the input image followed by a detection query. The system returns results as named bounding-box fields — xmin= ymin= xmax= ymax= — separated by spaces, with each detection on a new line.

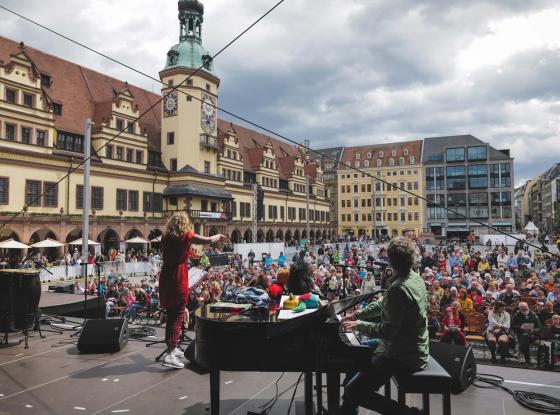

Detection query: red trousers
xmin=165 ymin=302 xmax=185 ymax=349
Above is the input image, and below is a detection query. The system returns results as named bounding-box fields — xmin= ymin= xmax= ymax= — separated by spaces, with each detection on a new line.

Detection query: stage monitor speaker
xmin=77 ymin=319 xmax=128 ymax=354
xmin=429 ymin=342 xmax=476 ymax=394
xmin=51 ymin=282 xmax=74 ymax=293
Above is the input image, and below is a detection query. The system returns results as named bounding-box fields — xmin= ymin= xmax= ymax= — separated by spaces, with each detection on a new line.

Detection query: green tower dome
xmin=164 ymin=0 xmax=215 ymax=75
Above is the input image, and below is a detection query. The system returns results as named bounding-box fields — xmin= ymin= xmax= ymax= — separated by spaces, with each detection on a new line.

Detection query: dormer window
xmin=389 ymin=158 xmax=395 ymax=166
xmin=367 ymin=152 xmax=372 ymax=159
xmin=410 ymin=156 xmax=416 ymax=164
xmin=404 ymin=148 xmax=409 ymax=156
xmin=391 ymin=149 xmax=396 ymax=157
xmin=364 ymin=160 xmax=370 ymax=168
xmin=379 ymin=151 xmax=384 ymax=158
xmin=354 ymin=160 xmax=360 ymax=168
xmin=399 ymin=157 xmax=405 ymax=166
xmin=355 ymin=153 xmax=360 ymax=160
xmin=376 ymin=159 xmax=382 ymax=167
xmin=41 ymin=73 xmax=51 ymax=88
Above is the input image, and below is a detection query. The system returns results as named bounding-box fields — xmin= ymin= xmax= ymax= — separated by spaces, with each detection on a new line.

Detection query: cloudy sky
xmin=2 ymin=0 xmax=560 ymax=185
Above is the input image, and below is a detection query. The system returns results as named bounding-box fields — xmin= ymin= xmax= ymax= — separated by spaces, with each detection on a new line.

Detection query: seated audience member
xmin=458 ymin=288 xmax=473 ymax=311
xmin=511 ymin=302 xmax=542 ymax=366
xmin=440 ymin=302 xmax=466 ymax=346
xmin=499 ymin=284 xmax=520 ymax=307
xmin=537 ymin=302 xmax=554 ymax=325
xmin=486 ymin=301 xmax=511 ymax=364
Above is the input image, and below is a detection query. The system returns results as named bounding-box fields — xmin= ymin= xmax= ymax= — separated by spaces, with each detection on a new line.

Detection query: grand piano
xmin=191 ymin=291 xmax=382 ymax=414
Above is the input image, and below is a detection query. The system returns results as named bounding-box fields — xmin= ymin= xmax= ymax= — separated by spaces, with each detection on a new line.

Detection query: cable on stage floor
xmin=128 ymin=326 xmax=157 ymax=340
xmin=473 ymin=373 xmax=560 ymax=414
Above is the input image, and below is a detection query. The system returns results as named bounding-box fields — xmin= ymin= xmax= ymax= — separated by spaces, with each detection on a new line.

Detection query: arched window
xmin=379 ymin=151 xmax=384 ymax=157
xmin=376 ymin=159 xmax=382 ymax=167
xmin=355 ymin=153 xmax=361 ymax=160
xmin=354 ymin=160 xmax=360 ymax=168
xmin=399 ymin=157 xmax=405 ymax=166
xmin=410 ymin=156 xmax=416 ymax=164
xmin=404 ymin=148 xmax=409 ymax=156
xmin=364 ymin=160 xmax=370 ymax=168
xmin=389 ymin=158 xmax=395 ymax=166
xmin=391 ymin=149 xmax=397 ymax=157
xmin=367 ymin=152 xmax=372 ymax=159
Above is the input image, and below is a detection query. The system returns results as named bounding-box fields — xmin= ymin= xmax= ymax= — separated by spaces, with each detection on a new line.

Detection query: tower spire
xmin=178 ymin=0 xmax=204 ymax=42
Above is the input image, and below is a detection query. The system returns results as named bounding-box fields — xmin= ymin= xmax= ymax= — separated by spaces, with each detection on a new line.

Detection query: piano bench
xmin=384 ymin=357 xmax=452 ymax=415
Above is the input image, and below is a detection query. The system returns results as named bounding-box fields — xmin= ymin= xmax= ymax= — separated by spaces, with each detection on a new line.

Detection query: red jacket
xmin=159 ymin=231 xmax=194 ymax=308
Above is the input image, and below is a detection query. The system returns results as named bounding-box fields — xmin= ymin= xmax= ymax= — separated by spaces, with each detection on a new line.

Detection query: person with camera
xmin=339 ymin=237 xmax=427 ymax=415
xmin=486 ymin=301 xmax=511 ymax=364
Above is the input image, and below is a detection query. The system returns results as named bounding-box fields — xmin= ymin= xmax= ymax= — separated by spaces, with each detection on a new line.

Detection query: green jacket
xmin=355 ymin=270 xmax=429 ymax=369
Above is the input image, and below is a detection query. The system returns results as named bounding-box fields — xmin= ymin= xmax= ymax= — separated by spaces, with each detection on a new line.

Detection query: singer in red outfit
xmin=159 ymin=212 xmax=228 ymax=369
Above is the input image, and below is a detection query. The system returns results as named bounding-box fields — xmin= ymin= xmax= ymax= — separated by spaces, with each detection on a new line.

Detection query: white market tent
xmin=68 ymin=238 xmax=100 ymax=246
xmin=524 ymin=221 xmax=539 ymax=236
xmin=125 ymin=236 xmax=149 ymax=244
xmin=150 ymin=236 xmax=162 ymax=243
xmin=30 ymin=238 xmax=65 ymax=248
xmin=0 ymin=239 xmax=30 ymax=249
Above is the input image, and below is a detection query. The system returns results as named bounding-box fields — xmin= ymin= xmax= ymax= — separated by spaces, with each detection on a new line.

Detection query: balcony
xmin=200 ymin=134 xmax=219 ymax=151
xmin=188 ymin=209 xmax=232 ymax=221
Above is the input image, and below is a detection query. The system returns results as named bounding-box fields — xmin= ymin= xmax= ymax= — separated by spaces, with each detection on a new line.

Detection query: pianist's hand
xmin=341 ymin=320 xmax=358 ymax=332
xmin=341 ymin=311 xmax=357 ymax=323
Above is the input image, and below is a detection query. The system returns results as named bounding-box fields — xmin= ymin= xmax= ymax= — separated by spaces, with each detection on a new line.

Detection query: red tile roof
xmin=339 ymin=140 xmax=423 ymax=169
xmin=0 ymin=35 xmax=317 ymax=176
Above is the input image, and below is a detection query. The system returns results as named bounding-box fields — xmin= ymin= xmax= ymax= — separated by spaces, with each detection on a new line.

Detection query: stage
xmin=39 ymin=292 xmax=102 ymax=317
xmin=0 ymin=326 xmax=559 ymax=415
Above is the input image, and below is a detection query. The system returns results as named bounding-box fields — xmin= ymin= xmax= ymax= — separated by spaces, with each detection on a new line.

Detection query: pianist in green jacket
xmin=340 ymin=236 xmax=428 ymax=415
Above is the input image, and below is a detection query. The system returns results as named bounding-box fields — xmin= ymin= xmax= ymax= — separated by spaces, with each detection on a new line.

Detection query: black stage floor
xmin=0 ymin=326 xmax=559 ymax=415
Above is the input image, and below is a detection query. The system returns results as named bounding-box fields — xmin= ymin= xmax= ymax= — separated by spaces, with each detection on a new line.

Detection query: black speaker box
xmin=429 ymin=342 xmax=477 ymax=394
xmin=77 ymin=319 xmax=128 ymax=354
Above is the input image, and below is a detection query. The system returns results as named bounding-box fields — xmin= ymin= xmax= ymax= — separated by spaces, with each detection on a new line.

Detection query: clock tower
xmin=160 ymin=0 xmax=220 ymax=174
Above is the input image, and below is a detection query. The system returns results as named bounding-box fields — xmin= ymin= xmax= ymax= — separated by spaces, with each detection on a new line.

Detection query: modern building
xmin=422 ymin=135 xmax=514 ymax=238
xmin=519 ymin=163 xmax=560 ymax=233
xmin=310 ymin=147 xmax=345 ymax=234
xmin=336 ymin=141 xmax=424 ymax=238
xmin=0 ymin=0 xmax=332 ymax=251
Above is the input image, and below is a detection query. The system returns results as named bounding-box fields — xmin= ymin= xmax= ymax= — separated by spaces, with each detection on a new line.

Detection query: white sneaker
xmin=162 ymin=354 xmax=184 ymax=369
xmin=172 ymin=348 xmax=184 ymax=358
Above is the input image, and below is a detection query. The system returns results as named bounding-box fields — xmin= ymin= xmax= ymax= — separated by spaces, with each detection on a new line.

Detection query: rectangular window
xmin=52 ymin=103 xmax=62 ymax=116
xmin=447 ymin=193 xmax=467 ymax=219
xmin=280 ymin=206 xmax=285 ymax=220
xmin=116 ymin=118 xmax=124 ymax=131
xmin=136 ymin=150 xmax=143 ymax=164
xmin=92 ymin=186 xmax=104 ymax=210
xmin=36 ymin=130 xmax=46 ymax=146
xmin=467 ymin=146 xmax=487 ymax=161
xmin=56 ymin=131 xmax=84 ymax=152
xmin=43 ymin=182 xmax=58 ymax=207
xmin=25 ymin=180 xmax=41 ymax=207
xmin=468 ymin=164 xmax=488 ymax=189
xmin=232 ymin=201 xmax=237 ymax=218
xmin=105 ymin=144 xmax=113 ymax=159
xmin=446 ymin=147 xmax=465 ymax=162
xmin=127 ymin=122 xmax=134 ymax=133
xmin=5 ymin=88 xmax=16 ymax=103
xmin=143 ymin=192 xmax=152 ymax=212
xmin=5 ymin=124 xmax=16 ymax=141
xmin=116 ymin=147 xmax=124 ymax=160
xmin=204 ymin=161 xmax=211 ymax=174
xmin=469 ymin=192 xmax=489 ymax=218
xmin=400 ymin=212 xmax=406 ymax=222
xmin=126 ymin=148 xmax=133 ymax=162
xmin=491 ymin=192 xmax=512 ymax=218
xmin=170 ymin=158 xmax=177 ymax=171
xmin=490 ymin=163 xmax=511 ymax=188
xmin=21 ymin=127 xmax=31 ymax=144
xmin=23 ymin=93 xmax=33 ymax=107
xmin=167 ymin=132 xmax=175 ymax=145
xmin=128 ymin=190 xmax=138 ymax=211
xmin=427 ymin=194 xmax=446 ymax=220
xmin=446 ymin=165 xmax=466 ymax=190
xmin=0 ymin=177 xmax=9 ymax=205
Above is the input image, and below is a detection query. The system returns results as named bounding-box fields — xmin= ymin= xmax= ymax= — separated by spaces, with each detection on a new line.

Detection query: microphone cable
xmin=473 ymin=373 xmax=560 ymax=414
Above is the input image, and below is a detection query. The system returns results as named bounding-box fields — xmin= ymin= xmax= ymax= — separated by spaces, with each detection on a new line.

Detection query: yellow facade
xmin=337 ymin=164 xmax=425 ymax=238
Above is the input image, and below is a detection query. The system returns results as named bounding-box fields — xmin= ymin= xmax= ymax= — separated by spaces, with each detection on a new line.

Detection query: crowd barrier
xmin=38 ymin=260 xmax=161 ymax=283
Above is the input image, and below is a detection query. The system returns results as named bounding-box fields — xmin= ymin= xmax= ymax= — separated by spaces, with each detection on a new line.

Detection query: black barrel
xmin=0 ymin=269 xmax=42 ymax=330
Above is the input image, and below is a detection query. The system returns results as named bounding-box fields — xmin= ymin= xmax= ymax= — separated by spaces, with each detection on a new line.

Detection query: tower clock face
xmin=163 ymin=92 xmax=178 ymax=117
xmin=201 ymin=93 xmax=216 ymax=133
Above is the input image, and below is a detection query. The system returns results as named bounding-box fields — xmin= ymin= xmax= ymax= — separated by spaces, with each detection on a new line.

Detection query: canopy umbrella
xmin=150 ymin=235 xmax=162 ymax=243
xmin=0 ymin=239 xmax=30 ymax=249
xmin=523 ymin=221 xmax=539 ymax=236
xmin=125 ymin=236 xmax=149 ymax=244
xmin=68 ymin=238 xmax=100 ymax=246
xmin=30 ymin=238 xmax=65 ymax=248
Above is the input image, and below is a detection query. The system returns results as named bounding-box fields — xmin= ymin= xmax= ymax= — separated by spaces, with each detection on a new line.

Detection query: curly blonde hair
xmin=165 ymin=212 xmax=192 ymax=239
